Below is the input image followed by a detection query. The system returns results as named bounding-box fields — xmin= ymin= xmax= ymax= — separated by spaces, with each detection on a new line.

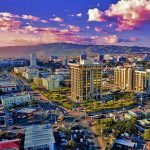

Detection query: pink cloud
xmin=68 ymin=25 xmax=81 ymax=32
xmin=94 ymin=27 xmax=103 ymax=32
xmin=0 ymin=11 xmax=140 ymax=46
xmin=88 ymin=0 xmax=150 ymax=31
xmin=50 ymin=17 xmax=64 ymax=22
xmin=88 ymin=8 xmax=106 ymax=22
xmin=0 ymin=18 xmax=21 ymax=32
xmin=130 ymin=37 xmax=138 ymax=42
xmin=106 ymin=0 xmax=150 ymax=31
xmin=22 ymin=15 xmax=40 ymax=21
xmin=106 ymin=23 xmax=113 ymax=28
xmin=103 ymin=35 xmax=119 ymax=44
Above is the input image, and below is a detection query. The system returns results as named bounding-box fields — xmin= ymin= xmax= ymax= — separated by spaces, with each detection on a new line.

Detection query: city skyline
xmin=0 ymin=0 xmax=150 ymax=47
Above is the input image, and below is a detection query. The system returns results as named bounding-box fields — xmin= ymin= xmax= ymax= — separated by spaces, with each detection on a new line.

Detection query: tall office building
xmin=69 ymin=56 xmax=102 ymax=101
xmin=30 ymin=52 xmax=37 ymax=66
xmin=114 ymin=66 xmax=150 ymax=92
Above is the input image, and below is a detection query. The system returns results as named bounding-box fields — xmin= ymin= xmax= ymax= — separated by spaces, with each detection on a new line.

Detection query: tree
xmin=67 ymin=140 xmax=75 ymax=149
xmin=144 ymin=128 xmax=150 ymax=141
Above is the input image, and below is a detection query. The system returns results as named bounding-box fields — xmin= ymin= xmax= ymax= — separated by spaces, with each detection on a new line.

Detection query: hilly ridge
xmin=0 ymin=43 xmax=150 ymax=58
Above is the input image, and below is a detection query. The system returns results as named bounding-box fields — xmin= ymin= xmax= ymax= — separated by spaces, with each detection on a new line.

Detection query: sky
xmin=0 ymin=0 xmax=150 ymax=47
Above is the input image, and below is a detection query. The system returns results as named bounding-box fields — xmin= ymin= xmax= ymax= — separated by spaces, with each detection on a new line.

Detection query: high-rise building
xmin=133 ymin=70 xmax=150 ymax=92
xmin=114 ymin=66 xmax=150 ymax=92
xmin=114 ymin=65 xmax=133 ymax=90
xmin=80 ymin=52 xmax=87 ymax=60
xmin=97 ymin=54 xmax=104 ymax=62
xmin=80 ymin=52 xmax=87 ymax=64
xmin=69 ymin=57 xmax=102 ymax=101
xmin=30 ymin=52 xmax=37 ymax=66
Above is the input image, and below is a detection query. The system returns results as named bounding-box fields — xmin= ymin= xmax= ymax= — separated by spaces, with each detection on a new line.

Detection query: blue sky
xmin=0 ymin=0 xmax=149 ymax=47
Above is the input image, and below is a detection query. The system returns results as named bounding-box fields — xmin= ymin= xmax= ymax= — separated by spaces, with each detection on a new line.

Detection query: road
xmin=38 ymin=99 xmax=102 ymax=150
xmin=9 ymin=74 xmax=103 ymax=149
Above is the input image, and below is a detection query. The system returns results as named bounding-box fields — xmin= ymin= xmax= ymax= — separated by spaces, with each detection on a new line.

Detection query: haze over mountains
xmin=0 ymin=43 xmax=150 ymax=58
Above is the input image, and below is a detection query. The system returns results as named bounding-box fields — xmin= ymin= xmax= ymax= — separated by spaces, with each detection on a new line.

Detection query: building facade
xmin=30 ymin=52 xmax=37 ymax=66
xmin=114 ymin=66 xmax=150 ymax=92
xmin=14 ymin=67 xmax=27 ymax=74
xmin=22 ymin=68 xmax=39 ymax=80
xmin=33 ymin=77 xmax=43 ymax=86
xmin=1 ymin=93 xmax=31 ymax=108
xmin=69 ymin=60 xmax=102 ymax=101
xmin=114 ymin=66 xmax=133 ymax=90
xmin=42 ymin=78 xmax=60 ymax=90
xmin=0 ymin=80 xmax=17 ymax=92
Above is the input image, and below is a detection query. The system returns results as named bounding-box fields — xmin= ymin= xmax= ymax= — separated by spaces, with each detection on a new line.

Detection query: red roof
xmin=0 ymin=139 xmax=20 ymax=149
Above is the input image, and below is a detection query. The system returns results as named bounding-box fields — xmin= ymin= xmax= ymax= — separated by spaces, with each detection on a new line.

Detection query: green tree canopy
xmin=144 ymin=128 xmax=150 ymax=141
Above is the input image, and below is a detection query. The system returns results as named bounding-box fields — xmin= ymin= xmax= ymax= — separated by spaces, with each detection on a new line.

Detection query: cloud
xmin=129 ymin=37 xmax=139 ymax=42
xmin=50 ymin=17 xmax=64 ymax=22
xmin=0 ymin=12 xmax=19 ymax=18
xmin=106 ymin=23 xmax=113 ymax=28
xmin=105 ymin=0 xmax=150 ymax=31
xmin=86 ymin=26 xmax=90 ymax=29
xmin=92 ymin=35 xmax=138 ymax=45
xmin=76 ymin=13 xmax=82 ymax=17
xmin=0 ymin=11 xmax=141 ymax=47
xmin=88 ymin=8 xmax=107 ymax=22
xmin=94 ymin=27 xmax=103 ymax=32
xmin=68 ymin=25 xmax=81 ymax=32
xmin=88 ymin=0 xmax=150 ymax=31
xmin=0 ymin=17 xmax=21 ymax=32
xmin=103 ymin=35 xmax=119 ymax=44
xmin=41 ymin=20 xmax=49 ymax=23
xmin=22 ymin=15 xmax=40 ymax=21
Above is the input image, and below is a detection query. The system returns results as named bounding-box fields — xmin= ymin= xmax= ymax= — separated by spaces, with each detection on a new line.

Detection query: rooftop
xmin=16 ymin=108 xmax=36 ymax=114
xmin=0 ymin=80 xmax=16 ymax=87
xmin=1 ymin=92 xmax=30 ymax=99
xmin=24 ymin=124 xmax=55 ymax=148
xmin=0 ymin=139 xmax=20 ymax=149
xmin=115 ymin=139 xmax=135 ymax=148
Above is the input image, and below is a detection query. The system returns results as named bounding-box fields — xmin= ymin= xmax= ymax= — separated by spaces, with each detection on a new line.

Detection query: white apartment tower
xmin=30 ymin=52 xmax=37 ymax=66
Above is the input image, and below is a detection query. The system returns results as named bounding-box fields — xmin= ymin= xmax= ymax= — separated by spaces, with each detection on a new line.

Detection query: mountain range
xmin=0 ymin=43 xmax=150 ymax=58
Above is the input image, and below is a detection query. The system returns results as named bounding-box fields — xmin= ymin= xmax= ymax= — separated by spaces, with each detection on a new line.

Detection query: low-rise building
xmin=50 ymin=74 xmax=64 ymax=81
xmin=111 ymin=139 xmax=137 ymax=150
xmin=55 ymin=68 xmax=70 ymax=76
xmin=14 ymin=67 xmax=27 ymax=74
xmin=33 ymin=77 xmax=43 ymax=86
xmin=24 ymin=124 xmax=55 ymax=150
xmin=22 ymin=68 xmax=39 ymax=80
xmin=0 ymin=80 xmax=17 ymax=92
xmin=42 ymin=78 xmax=60 ymax=90
xmin=1 ymin=93 xmax=31 ymax=108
